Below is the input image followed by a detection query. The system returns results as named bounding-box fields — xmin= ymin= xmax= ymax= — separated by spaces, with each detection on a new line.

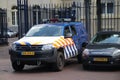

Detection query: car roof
xmin=33 ymin=22 xmax=83 ymax=28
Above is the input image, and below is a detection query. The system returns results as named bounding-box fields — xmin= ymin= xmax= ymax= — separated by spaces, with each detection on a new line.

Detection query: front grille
xmin=16 ymin=45 xmax=43 ymax=51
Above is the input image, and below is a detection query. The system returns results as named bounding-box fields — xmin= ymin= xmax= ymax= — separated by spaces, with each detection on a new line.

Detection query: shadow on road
xmin=82 ymin=66 xmax=120 ymax=72
xmin=12 ymin=58 xmax=120 ymax=74
xmin=12 ymin=58 xmax=79 ymax=73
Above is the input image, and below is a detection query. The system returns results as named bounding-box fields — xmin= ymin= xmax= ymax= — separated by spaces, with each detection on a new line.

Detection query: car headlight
xmin=11 ymin=43 xmax=17 ymax=51
xmin=41 ymin=44 xmax=53 ymax=50
xmin=82 ymin=49 xmax=89 ymax=57
xmin=112 ymin=52 xmax=120 ymax=57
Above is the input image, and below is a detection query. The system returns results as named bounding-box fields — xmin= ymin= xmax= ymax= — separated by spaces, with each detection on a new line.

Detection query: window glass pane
xmin=64 ymin=27 xmax=71 ymax=36
xmin=33 ymin=11 xmax=36 ymax=25
xmin=0 ymin=19 xmax=1 ymax=34
xmin=101 ymin=3 xmax=106 ymax=13
xmin=70 ymin=26 xmax=76 ymax=36
xmin=107 ymin=3 xmax=114 ymax=13
xmin=16 ymin=12 xmax=17 ymax=24
xmin=12 ymin=12 xmax=15 ymax=25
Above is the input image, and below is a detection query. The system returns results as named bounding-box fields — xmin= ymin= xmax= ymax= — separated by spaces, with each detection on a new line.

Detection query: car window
xmin=26 ymin=25 xmax=62 ymax=37
xmin=64 ymin=26 xmax=71 ymax=36
xmin=70 ymin=25 xmax=77 ymax=36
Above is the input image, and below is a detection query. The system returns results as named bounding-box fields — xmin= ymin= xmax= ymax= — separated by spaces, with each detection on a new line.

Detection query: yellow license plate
xmin=93 ymin=58 xmax=108 ymax=62
xmin=22 ymin=52 xmax=35 ymax=56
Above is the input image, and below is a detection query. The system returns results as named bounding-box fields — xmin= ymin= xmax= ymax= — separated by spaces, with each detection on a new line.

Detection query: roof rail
xmin=42 ymin=18 xmax=73 ymax=23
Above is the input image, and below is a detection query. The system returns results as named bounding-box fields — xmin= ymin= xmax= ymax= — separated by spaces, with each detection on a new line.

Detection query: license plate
xmin=93 ymin=58 xmax=108 ymax=62
xmin=22 ymin=52 xmax=35 ymax=56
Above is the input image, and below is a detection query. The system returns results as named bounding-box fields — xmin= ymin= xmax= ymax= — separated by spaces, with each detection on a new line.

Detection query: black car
xmin=82 ymin=31 xmax=120 ymax=70
xmin=7 ymin=29 xmax=18 ymax=38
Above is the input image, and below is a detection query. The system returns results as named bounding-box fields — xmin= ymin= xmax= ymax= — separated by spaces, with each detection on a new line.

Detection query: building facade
xmin=0 ymin=0 xmax=120 ymax=38
xmin=0 ymin=0 xmax=63 ymax=27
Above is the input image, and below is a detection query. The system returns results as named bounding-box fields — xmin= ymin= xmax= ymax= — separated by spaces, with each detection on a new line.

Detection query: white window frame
xmin=101 ymin=0 xmax=114 ymax=14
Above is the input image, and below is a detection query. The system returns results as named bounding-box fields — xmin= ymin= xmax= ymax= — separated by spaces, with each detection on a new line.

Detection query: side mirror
xmin=65 ymin=33 xmax=72 ymax=38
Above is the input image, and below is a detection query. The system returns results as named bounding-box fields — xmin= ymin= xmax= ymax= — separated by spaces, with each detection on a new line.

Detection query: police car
xmin=9 ymin=22 xmax=88 ymax=71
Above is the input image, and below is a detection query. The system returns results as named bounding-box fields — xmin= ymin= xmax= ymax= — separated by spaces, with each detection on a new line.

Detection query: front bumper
xmin=9 ymin=48 xmax=57 ymax=65
xmin=82 ymin=56 xmax=120 ymax=67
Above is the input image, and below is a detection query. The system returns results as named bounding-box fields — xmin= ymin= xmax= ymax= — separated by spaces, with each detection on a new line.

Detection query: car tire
xmin=12 ymin=61 xmax=24 ymax=71
xmin=53 ymin=51 xmax=65 ymax=71
xmin=77 ymin=53 xmax=82 ymax=63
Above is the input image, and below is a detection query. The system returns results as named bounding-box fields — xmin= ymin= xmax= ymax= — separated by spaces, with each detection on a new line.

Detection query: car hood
xmin=86 ymin=44 xmax=120 ymax=55
xmin=14 ymin=36 xmax=62 ymax=45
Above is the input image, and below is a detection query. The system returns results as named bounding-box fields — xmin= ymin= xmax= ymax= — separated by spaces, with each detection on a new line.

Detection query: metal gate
xmin=17 ymin=0 xmax=120 ymax=39
xmin=17 ymin=0 xmax=80 ymax=38
xmin=0 ymin=8 xmax=8 ymax=44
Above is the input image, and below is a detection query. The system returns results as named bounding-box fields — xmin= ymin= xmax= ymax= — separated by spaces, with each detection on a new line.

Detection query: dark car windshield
xmin=26 ymin=24 xmax=62 ymax=37
xmin=90 ymin=33 xmax=120 ymax=44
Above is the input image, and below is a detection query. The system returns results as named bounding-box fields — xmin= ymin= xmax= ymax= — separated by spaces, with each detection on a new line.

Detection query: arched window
xmin=11 ymin=5 xmax=18 ymax=26
xmin=32 ymin=5 xmax=41 ymax=25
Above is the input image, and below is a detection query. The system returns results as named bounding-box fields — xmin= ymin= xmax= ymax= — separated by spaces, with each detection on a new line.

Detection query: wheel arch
xmin=57 ymin=47 xmax=64 ymax=56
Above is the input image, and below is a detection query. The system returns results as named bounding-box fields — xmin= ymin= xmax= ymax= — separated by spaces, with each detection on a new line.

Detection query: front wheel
xmin=53 ymin=52 xmax=65 ymax=71
xmin=12 ymin=61 xmax=24 ymax=71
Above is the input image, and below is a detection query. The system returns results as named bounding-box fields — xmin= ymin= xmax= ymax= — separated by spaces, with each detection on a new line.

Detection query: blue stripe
xmin=70 ymin=45 xmax=75 ymax=56
xmin=66 ymin=46 xmax=71 ymax=58
xmin=72 ymin=45 xmax=76 ymax=54
xmin=15 ymin=42 xmax=21 ymax=45
xmin=67 ymin=46 xmax=72 ymax=57
xmin=65 ymin=47 xmax=69 ymax=59
xmin=25 ymin=42 xmax=31 ymax=46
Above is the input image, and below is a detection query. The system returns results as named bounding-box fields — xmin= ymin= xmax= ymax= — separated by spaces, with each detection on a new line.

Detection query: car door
xmin=69 ymin=25 xmax=79 ymax=50
xmin=63 ymin=25 xmax=79 ymax=58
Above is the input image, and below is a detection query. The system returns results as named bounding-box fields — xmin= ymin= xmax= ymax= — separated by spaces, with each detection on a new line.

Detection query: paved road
xmin=0 ymin=38 xmax=17 ymax=59
xmin=0 ymin=38 xmax=120 ymax=80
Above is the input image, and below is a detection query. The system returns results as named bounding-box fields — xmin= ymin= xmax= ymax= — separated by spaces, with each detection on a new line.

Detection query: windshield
xmin=26 ymin=25 xmax=62 ymax=37
xmin=91 ymin=33 xmax=120 ymax=44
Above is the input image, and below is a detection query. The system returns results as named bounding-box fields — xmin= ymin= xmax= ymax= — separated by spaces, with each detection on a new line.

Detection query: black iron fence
xmin=0 ymin=8 xmax=8 ymax=44
xmin=17 ymin=0 xmax=120 ymax=39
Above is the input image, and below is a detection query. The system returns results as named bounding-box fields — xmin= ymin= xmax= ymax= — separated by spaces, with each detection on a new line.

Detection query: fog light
xmin=88 ymin=61 xmax=91 ymax=64
xmin=110 ymin=61 xmax=113 ymax=64
xmin=115 ymin=59 xmax=120 ymax=61
xmin=37 ymin=60 xmax=41 ymax=66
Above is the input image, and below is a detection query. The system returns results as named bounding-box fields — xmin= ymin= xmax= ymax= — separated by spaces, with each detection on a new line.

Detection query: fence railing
xmin=17 ymin=0 xmax=120 ymax=39
xmin=0 ymin=8 xmax=8 ymax=44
